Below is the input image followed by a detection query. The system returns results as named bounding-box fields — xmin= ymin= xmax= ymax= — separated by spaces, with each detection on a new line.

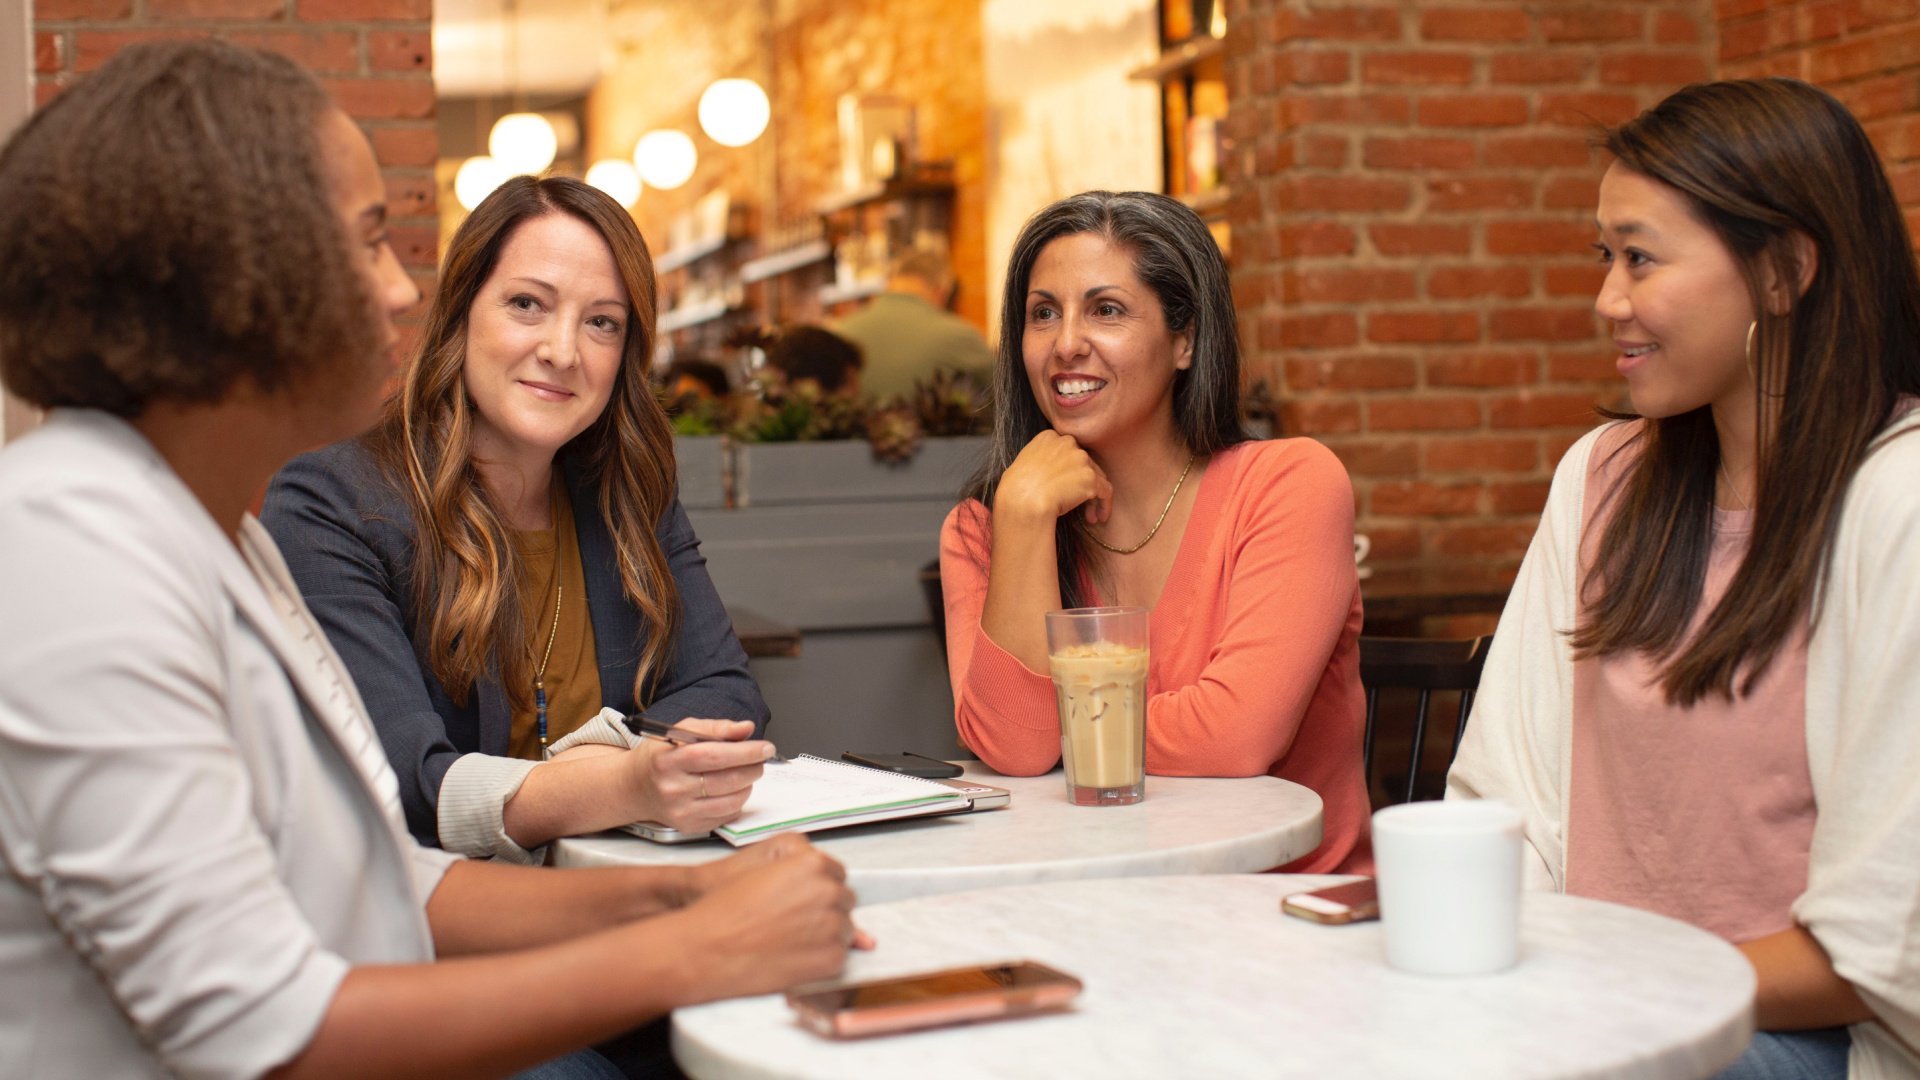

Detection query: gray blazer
xmin=261 ymin=438 xmax=769 ymax=849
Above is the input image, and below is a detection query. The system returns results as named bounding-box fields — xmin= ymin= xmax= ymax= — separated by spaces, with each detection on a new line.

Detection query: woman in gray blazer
xmin=264 ymin=177 xmax=773 ymax=864
xmin=0 ymin=40 xmax=858 ymax=1080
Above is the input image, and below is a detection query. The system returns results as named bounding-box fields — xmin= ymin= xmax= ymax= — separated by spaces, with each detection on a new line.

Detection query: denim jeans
xmin=1715 ymin=1027 xmax=1852 ymax=1080
xmin=510 ymin=1049 xmax=628 ymax=1080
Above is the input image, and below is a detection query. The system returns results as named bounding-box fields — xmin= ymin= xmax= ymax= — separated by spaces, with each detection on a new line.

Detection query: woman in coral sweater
xmin=940 ymin=191 xmax=1370 ymax=872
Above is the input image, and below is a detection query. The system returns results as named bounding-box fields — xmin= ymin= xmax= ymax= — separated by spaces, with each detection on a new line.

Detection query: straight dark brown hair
xmin=1573 ymin=79 xmax=1920 ymax=704
xmin=367 ymin=176 xmax=678 ymax=711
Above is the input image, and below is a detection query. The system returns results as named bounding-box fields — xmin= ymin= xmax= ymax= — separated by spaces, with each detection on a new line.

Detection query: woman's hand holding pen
xmin=626 ymin=718 xmax=774 ymax=834
xmin=674 ymin=835 xmax=869 ymax=1000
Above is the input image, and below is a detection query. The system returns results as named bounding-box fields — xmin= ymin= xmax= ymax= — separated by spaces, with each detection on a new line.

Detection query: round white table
xmin=550 ymin=765 xmax=1324 ymax=905
xmin=672 ymin=875 xmax=1756 ymax=1080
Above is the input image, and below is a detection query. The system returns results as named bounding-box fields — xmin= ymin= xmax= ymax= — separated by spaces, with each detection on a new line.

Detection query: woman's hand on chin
xmin=998 ymin=430 xmax=1113 ymax=527
xmin=626 ymin=718 xmax=772 ymax=834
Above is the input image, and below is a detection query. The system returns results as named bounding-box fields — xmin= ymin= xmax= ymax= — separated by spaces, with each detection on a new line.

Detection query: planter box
xmin=732 ymin=436 xmax=988 ymax=507
xmin=672 ymin=435 xmax=728 ymax=510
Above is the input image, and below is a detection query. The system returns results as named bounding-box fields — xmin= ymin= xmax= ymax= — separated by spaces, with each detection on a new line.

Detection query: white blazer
xmin=1449 ymin=408 xmax=1920 ymax=1078
xmin=0 ymin=411 xmax=459 ymax=1080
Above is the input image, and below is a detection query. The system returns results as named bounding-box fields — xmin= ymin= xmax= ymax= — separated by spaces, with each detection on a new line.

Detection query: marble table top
xmin=550 ymin=765 xmax=1324 ymax=906
xmin=672 ymin=875 xmax=1755 ymax=1080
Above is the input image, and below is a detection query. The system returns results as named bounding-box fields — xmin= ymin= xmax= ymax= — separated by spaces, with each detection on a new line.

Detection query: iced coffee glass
xmin=1045 ymin=606 xmax=1149 ymax=806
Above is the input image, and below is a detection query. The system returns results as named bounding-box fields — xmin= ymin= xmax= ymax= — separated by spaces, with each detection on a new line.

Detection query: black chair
xmin=919 ymin=558 xmax=946 ymax=657
xmin=1359 ymin=634 xmax=1493 ymax=806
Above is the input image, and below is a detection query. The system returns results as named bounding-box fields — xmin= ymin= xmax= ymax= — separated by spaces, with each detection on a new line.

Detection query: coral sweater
xmin=939 ymin=439 xmax=1371 ymax=872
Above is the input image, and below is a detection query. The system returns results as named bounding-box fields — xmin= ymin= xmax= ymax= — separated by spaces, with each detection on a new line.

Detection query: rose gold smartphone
xmin=785 ymin=961 xmax=1083 ymax=1038
xmin=1281 ymin=878 xmax=1380 ymax=924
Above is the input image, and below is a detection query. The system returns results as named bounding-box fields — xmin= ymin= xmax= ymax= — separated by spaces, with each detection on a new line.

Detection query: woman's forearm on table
xmin=1741 ymin=924 xmax=1874 ymax=1030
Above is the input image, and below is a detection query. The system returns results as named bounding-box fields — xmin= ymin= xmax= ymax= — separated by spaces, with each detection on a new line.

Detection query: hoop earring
xmin=1745 ymin=320 xmax=1785 ymax=399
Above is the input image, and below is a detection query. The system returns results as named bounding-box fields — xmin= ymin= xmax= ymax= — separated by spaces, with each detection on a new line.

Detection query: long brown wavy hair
xmin=368 ymin=176 xmax=679 ymax=710
xmin=1572 ymin=79 xmax=1920 ymax=704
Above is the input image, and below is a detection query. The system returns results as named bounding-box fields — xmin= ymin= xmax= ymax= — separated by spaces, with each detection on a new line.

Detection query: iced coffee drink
xmin=1045 ymin=607 xmax=1150 ymax=806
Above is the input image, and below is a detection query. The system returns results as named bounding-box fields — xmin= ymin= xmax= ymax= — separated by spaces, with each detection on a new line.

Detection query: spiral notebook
xmin=714 ymin=754 xmax=968 ymax=846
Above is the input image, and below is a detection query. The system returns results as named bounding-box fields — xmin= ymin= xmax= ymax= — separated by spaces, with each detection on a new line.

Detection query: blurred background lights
xmin=454 ymin=155 xmax=511 ymax=211
xmin=698 ymin=78 xmax=772 ymax=148
xmin=488 ymin=111 xmax=559 ymax=175
xmin=584 ymin=159 xmax=643 ymax=208
xmin=633 ymin=129 xmax=698 ymax=190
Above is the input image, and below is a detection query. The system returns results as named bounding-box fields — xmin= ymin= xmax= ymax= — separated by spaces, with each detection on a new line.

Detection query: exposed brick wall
xmin=30 ymin=0 xmax=439 ymax=308
xmin=1227 ymin=0 xmax=1714 ymax=586
xmin=1717 ymin=0 xmax=1920 ymax=241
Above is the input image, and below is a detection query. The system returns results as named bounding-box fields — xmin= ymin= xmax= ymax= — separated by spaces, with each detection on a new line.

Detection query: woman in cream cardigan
xmin=1448 ymin=80 xmax=1920 ymax=1079
xmin=0 ymin=41 xmax=858 ymax=1080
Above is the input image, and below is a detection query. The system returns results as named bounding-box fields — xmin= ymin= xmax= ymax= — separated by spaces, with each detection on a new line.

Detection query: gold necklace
xmin=533 ymin=481 xmax=565 ymax=748
xmin=1717 ymin=459 xmax=1753 ymax=512
xmin=1089 ymin=453 xmax=1197 ymax=555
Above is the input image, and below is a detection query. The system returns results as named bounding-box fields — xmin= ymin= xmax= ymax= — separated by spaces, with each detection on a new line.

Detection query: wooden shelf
xmin=1181 ymin=185 xmax=1231 ymax=218
xmin=739 ymin=239 xmax=832 ymax=283
xmin=657 ymin=298 xmax=743 ymax=333
xmin=814 ymin=170 xmax=956 ymax=216
xmin=1129 ymin=34 xmax=1226 ymax=82
xmin=655 ymin=234 xmax=736 ymax=274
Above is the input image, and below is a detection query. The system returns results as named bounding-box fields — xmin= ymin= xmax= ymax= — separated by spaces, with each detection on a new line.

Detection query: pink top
xmin=1567 ymin=423 xmax=1815 ymax=943
xmin=939 ymin=439 xmax=1372 ymax=873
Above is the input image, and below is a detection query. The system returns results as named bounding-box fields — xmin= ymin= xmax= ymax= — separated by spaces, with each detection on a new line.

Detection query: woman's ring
xmin=699 ymin=775 xmax=708 ymax=799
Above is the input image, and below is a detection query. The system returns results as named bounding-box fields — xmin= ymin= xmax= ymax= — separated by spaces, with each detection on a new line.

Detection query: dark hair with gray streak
xmin=962 ymin=190 xmax=1250 ymax=607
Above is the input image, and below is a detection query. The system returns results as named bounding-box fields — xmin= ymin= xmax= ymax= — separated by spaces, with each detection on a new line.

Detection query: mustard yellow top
xmin=508 ymin=483 xmax=602 ymax=760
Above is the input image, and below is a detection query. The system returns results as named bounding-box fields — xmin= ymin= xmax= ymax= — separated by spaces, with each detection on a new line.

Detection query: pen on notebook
xmin=623 ymin=716 xmax=788 ymax=763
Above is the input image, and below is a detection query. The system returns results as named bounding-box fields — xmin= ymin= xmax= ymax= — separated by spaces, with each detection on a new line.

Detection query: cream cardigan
xmin=1448 ymin=409 xmax=1920 ymax=1079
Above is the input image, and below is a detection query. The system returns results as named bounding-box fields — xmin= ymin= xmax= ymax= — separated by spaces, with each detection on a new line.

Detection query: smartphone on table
xmin=1281 ymin=878 xmax=1380 ymax=924
xmin=841 ymin=751 xmax=964 ymax=779
xmin=786 ymin=960 xmax=1082 ymax=1038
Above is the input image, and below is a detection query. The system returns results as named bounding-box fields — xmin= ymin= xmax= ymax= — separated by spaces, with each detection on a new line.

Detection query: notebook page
xmin=718 ymin=754 xmax=963 ymax=841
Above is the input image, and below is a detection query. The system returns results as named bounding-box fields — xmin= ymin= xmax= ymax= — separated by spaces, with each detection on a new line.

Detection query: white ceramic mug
xmin=1372 ymin=799 xmax=1523 ymax=976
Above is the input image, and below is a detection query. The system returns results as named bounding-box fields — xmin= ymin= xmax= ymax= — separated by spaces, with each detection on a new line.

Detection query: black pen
xmin=623 ymin=715 xmax=788 ymax=763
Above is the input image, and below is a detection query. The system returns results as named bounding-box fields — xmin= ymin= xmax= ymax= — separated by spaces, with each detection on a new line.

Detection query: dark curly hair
xmin=0 ymin=39 xmax=381 ymax=417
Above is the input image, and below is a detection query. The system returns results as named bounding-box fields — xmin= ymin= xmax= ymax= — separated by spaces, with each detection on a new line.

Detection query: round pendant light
xmin=585 ymin=159 xmax=642 ymax=209
xmin=489 ymin=111 xmax=558 ymax=176
xmin=454 ymin=155 xmax=511 ymax=211
xmin=633 ymin=129 xmax=697 ymax=191
xmin=698 ymin=78 xmax=771 ymax=148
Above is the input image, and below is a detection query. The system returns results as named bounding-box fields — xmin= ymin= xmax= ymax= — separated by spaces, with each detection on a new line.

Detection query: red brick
xmin=1372 ymin=480 xmax=1482 ymax=515
xmin=1282 ymin=399 xmax=1365 ymax=434
xmin=226 ymin=30 xmax=357 ymax=73
xmin=1282 ymin=93 xmax=1414 ymax=126
xmin=1357 ymin=524 xmax=1421 ymax=559
xmin=1483 ymin=135 xmax=1593 ymax=168
xmin=1428 ymin=351 xmax=1537 ymax=387
xmin=1278 ymin=222 xmax=1357 ymax=258
xmin=1281 ymin=313 xmax=1361 ymax=349
xmin=1428 ymin=177 xmax=1535 ymax=212
xmin=370 ymin=124 xmax=438 ymax=168
xmin=1546 ymin=430 xmax=1589 ymax=462
xmin=1489 ymin=480 xmax=1553 ymax=514
xmin=1369 ymin=396 xmax=1484 ymax=430
xmin=1364 ymin=136 xmax=1476 ymax=170
xmin=1361 ymin=51 xmax=1476 ymax=86
xmin=1716 ymin=0 xmax=1773 ymax=19
xmin=1276 ymin=50 xmax=1350 ymax=86
xmin=383 ymin=172 xmax=435 ymax=219
xmin=1295 ymin=134 xmax=1349 ymax=168
xmin=1288 ymin=269 xmax=1420 ymax=305
xmin=387 ymin=223 xmax=438 ymax=270
xmin=32 ymin=0 xmax=132 ymax=17
xmin=1543 ymin=176 xmax=1601 ymax=210
xmin=296 ymin=0 xmax=430 ymax=18
xmin=1544 ymin=264 xmax=1606 ymax=297
xmin=324 ymin=78 xmax=435 ymax=120
xmin=75 ymin=30 xmax=205 ymax=72
xmin=1491 ymin=306 xmax=1599 ymax=342
xmin=369 ymin=30 xmax=432 ymax=72
xmin=34 ymin=33 xmax=62 ymax=75
xmin=1431 ymin=523 xmax=1537 ymax=558
xmin=1845 ymin=0 xmax=1920 ymax=33
xmin=1717 ymin=14 xmax=1781 ymax=61
xmin=1798 ymin=0 xmax=1848 ymax=42
xmin=1870 ymin=114 xmax=1920 ymax=162
xmin=1429 ymin=266 xmax=1532 ymax=299
xmin=1810 ymin=25 xmax=1920 ymax=83
xmin=149 ymin=0 xmax=286 ymax=18
xmin=1284 ymin=175 xmax=1413 ymax=212
xmin=1540 ymin=8 xmax=1644 ymax=42
xmin=1368 ymin=311 xmax=1480 ymax=344
xmin=36 ymin=78 xmax=65 ymax=109
xmin=1274 ymin=6 xmax=1403 ymax=42
xmin=1370 ymin=223 xmax=1471 ymax=256
xmin=1284 ymin=354 xmax=1420 ymax=391
xmin=1835 ymin=73 xmax=1920 ymax=121
xmin=1328 ymin=437 xmax=1420 ymax=477
xmin=1549 ymin=346 xmax=1621 ymax=382
xmin=1420 ymin=8 xmax=1531 ymax=42
xmin=1488 ymin=391 xmax=1604 ymax=428
xmin=1490 ymin=54 xmax=1587 ymax=84
xmin=1541 ymin=93 xmax=1643 ymax=127
xmin=1418 ymin=93 xmax=1530 ymax=127
xmin=1655 ymin=10 xmax=1702 ymax=43
xmin=1426 ymin=436 xmax=1540 ymax=474
xmin=1599 ymin=52 xmax=1712 ymax=86
xmin=1487 ymin=220 xmax=1591 ymax=257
